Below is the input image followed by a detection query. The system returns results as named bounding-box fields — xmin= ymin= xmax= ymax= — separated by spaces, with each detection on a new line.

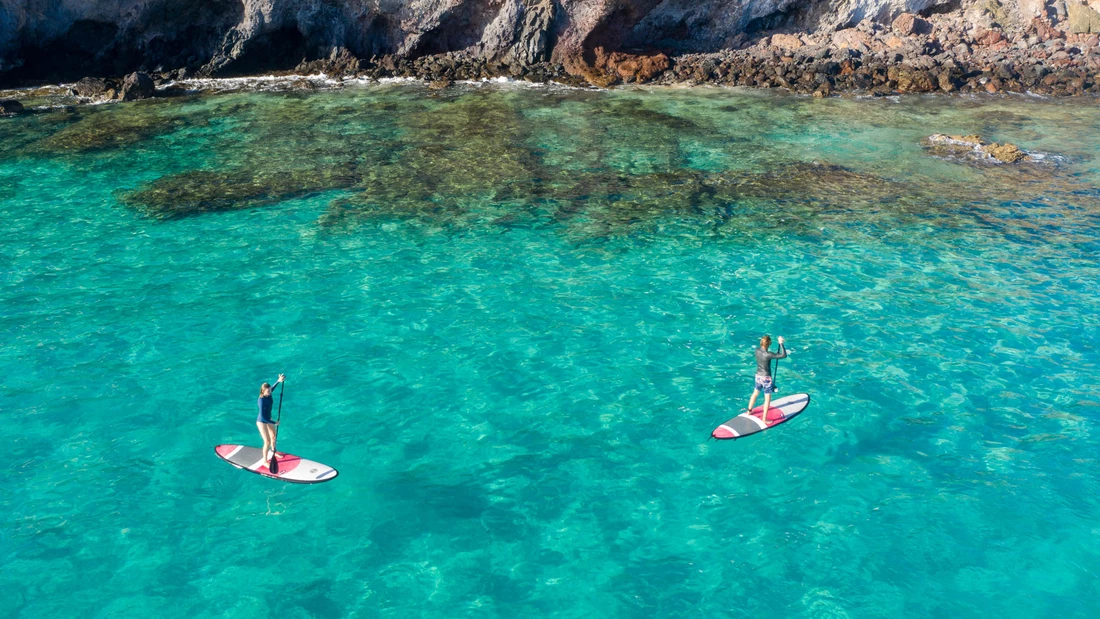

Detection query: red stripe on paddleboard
xmin=712 ymin=425 xmax=736 ymax=439
xmin=258 ymin=453 xmax=302 ymax=476
xmin=751 ymin=406 xmax=785 ymax=426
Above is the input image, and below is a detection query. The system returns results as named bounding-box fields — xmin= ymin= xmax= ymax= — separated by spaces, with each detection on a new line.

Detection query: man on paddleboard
xmin=747 ymin=335 xmax=786 ymax=419
xmin=257 ymin=374 xmax=285 ymax=463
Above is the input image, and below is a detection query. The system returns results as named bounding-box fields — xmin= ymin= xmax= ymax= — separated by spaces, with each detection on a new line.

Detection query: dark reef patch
xmin=22 ymin=86 xmax=1083 ymax=243
xmin=121 ymin=166 xmax=360 ymax=218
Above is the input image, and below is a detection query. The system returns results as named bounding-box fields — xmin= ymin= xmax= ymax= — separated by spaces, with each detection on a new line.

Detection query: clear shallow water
xmin=2 ymin=83 xmax=1100 ymax=618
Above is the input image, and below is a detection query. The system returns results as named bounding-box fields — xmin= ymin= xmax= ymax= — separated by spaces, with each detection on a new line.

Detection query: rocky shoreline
xmin=4 ymin=10 xmax=1100 ymax=114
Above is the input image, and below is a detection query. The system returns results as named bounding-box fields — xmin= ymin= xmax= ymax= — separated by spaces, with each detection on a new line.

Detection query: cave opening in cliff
xmin=406 ymin=0 xmax=499 ymax=59
xmin=1 ymin=19 xmax=124 ymax=87
xmin=218 ymin=26 xmax=311 ymax=77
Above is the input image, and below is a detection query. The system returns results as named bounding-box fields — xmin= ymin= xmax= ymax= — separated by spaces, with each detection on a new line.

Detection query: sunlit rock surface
xmin=0 ymin=0 xmax=1063 ymax=86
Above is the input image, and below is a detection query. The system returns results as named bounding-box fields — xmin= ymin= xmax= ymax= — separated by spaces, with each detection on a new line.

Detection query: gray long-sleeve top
xmin=755 ymin=343 xmax=787 ymax=377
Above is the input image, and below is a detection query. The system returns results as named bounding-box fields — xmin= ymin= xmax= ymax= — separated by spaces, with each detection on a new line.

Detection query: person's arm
xmin=272 ymin=373 xmax=285 ymax=385
xmin=767 ymin=338 xmax=788 ymax=360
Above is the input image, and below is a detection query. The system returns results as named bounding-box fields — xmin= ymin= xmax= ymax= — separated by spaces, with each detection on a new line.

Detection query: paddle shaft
xmin=270 ymin=381 xmax=284 ymax=473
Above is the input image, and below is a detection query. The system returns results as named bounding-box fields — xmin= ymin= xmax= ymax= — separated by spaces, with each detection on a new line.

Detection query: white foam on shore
xmin=163 ymin=73 xmax=588 ymax=95
xmin=166 ymin=73 xmax=343 ymax=93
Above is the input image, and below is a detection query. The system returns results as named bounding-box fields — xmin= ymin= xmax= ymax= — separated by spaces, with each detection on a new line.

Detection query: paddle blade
xmin=269 ymin=453 xmax=279 ymax=474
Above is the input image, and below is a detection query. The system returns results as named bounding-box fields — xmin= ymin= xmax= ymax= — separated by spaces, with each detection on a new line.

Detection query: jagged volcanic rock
xmin=1 ymin=0 xmax=1098 ymax=97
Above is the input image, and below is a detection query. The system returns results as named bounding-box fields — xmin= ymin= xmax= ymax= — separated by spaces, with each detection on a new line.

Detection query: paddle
xmin=269 ymin=380 xmax=285 ymax=474
xmin=764 ymin=339 xmax=783 ymax=422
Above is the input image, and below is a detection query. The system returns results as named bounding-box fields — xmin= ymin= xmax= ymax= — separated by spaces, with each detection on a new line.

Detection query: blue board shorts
xmin=754 ymin=374 xmax=777 ymax=394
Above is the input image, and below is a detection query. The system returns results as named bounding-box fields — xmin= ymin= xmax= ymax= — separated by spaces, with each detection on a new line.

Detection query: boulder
xmin=295 ymin=47 xmax=361 ymax=76
xmin=0 ymin=99 xmax=24 ymax=115
xmin=937 ymin=70 xmax=959 ymax=92
xmin=974 ymin=28 xmax=1005 ymax=45
xmin=1031 ymin=17 xmax=1065 ymax=40
xmin=120 ymin=72 xmax=155 ymax=101
xmin=70 ymin=77 xmax=113 ymax=98
xmin=771 ymin=34 xmax=804 ymax=50
xmin=983 ymin=143 xmax=1029 ymax=163
xmin=592 ymin=48 xmax=670 ymax=84
xmin=893 ymin=67 xmax=936 ymax=92
xmin=1067 ymin=3 xmax=1100 ymax=34
xmin=832 ymin=28 xmax=871 ymax=50
xmin=892 ymin=13 xmax=928 ymax=36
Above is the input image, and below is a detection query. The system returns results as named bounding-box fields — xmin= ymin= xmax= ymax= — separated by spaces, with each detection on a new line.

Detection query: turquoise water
xmin=3 ymin=82 xmax=1100 ymax=617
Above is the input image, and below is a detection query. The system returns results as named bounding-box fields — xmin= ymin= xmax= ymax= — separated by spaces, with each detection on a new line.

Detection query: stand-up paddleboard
xmin=214 ymin=445 xmax=338 ymax=484
xmin=712 ymin=393 xmax=810 ymax=440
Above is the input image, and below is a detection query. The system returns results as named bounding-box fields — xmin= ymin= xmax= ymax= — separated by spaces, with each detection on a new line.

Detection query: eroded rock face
xmin=3 ymin=0 xmax=1099 ymax=97
xmin=0 ymin=0 xmax=1046 ymax=88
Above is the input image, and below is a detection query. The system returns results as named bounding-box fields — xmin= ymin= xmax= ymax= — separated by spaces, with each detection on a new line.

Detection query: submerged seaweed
xmin=6 ymin=83 xmax=1097 ymax=242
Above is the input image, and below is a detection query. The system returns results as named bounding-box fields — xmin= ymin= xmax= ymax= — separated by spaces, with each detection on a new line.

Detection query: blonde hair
xmin=759 ymin=335 xmax=771 ymax=349
xmin=259 ymin=383 xmax=272 ymax=396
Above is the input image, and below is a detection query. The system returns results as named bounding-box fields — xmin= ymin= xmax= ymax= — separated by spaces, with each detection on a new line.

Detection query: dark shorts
xmin=754 ymin=374 xmax=777 ymax=395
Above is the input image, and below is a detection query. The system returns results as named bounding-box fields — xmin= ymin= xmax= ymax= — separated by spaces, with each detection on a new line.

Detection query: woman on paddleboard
xmin=257 ymin=374 xmax=285 ymax=463
xmin=748 ymin=335 xmax=786 ymax=418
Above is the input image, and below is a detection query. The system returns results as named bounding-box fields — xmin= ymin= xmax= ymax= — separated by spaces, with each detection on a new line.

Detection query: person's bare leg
xmin=762 ymin=393 xmax=773 ymax=422
xmin=747 ymin=388 xmax=760 ymax=413
xmin=257 ymin=422 xmax=271 ymax=461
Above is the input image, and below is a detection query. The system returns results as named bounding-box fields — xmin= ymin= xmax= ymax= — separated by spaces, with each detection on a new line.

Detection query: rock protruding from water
xmin=0 ymin=99 xmax=23 ymax=115
xmin=923 ymin=134 xmax=1032 ymax=164
xmin=69 ymin=73 xmax=155 ymax=102
xmin=120 ymin=72 xmax=155 ymax=101
xmin=295 ymin=47 xmax=361 ymax=77
xmin=587 ymin=48 xmax=671 ymax=86
xmin=71 ymin=77 xmax=116 ymax=99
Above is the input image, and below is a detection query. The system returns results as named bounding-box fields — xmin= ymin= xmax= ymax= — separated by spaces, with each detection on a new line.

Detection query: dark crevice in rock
xmin=217 ymin=27 xmax=312 ymax=77
xmin=743 ymin=5 xmax=811 ymax=35
xmin=580 ymin=1 xmax=664 ymax=67
xmin=407 ymin=0 xmax=499 ymax=59
xmin=920 ymin=1 xmax=963 ymax=18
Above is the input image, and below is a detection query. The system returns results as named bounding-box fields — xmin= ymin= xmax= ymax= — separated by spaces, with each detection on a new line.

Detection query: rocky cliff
xmin=0 ymin=0 xmax=1093 ymax=88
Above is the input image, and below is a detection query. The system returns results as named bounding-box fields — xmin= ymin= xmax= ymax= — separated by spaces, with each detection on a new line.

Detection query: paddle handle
xmin=772 ymin=340 xmax=785 ymax=384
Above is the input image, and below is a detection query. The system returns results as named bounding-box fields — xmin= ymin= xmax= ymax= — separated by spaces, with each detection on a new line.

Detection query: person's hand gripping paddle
xmin=269 ymin=379 xmax=285 ymax=474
